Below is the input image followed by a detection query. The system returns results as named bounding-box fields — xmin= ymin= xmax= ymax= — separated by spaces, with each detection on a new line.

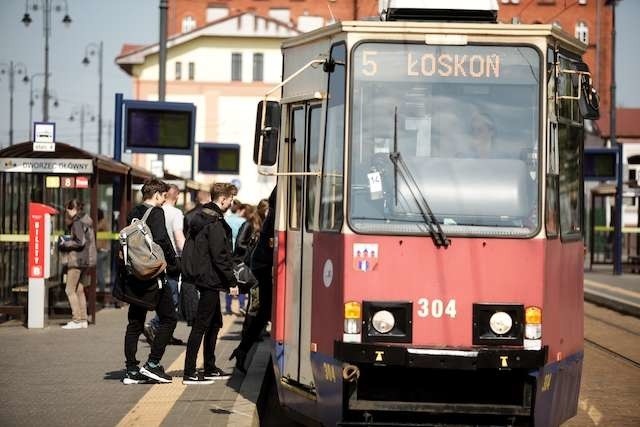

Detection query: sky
xmin=0 ymin=0 xmax=639 ymax=153
xmin=0 ymin=0 xmax=158 ymax=153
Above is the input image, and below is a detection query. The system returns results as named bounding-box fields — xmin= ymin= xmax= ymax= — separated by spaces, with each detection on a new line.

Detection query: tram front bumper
xmin=335 ymin=341 xmax=548 ymax=370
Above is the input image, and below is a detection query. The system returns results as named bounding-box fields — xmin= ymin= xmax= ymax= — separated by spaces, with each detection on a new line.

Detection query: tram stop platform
xmin=584 ymin=266 xmax=640 ymax=318
xmin=0 ymin=297 xmax=269 ymax=427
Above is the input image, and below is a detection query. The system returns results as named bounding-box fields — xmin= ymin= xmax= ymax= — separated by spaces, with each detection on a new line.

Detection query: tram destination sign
xmin=0 ymin=158 xmax=93 ymax=174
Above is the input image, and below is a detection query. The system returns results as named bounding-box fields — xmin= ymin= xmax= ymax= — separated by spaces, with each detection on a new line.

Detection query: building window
xmin=206 ymin=6 xmax=228 ymax=22
xmin=253 ymin=53 xmax=264 ymax=82
xmin=269 ymin=8 xmax=290 ymax=23
xmin=231 ymin=53 xmax=242 ymax=81
xmin=175 ymin=62 xmax=182 ymax=81
xmin=575 ymin=21 xmax=589 ymax=44
xmin=188 ymin=62 xmax=195 ymax=81
xmin=182 ymin=16 xmax=196 ymax=33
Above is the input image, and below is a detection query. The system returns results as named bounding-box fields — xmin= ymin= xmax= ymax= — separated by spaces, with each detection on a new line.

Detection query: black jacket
xmin=233 ymin=221 xmax=256 ymax=264
xmin=182 ymin=202 xmax=237 ymax=291
xmin=251 ymin=186 xmax=276 ymax=270
xmin=127 ymin=203 xmax=179 ymax=278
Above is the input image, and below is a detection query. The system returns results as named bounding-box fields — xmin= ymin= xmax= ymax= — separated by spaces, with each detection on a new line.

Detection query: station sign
xmin=33 ymin=122 xmax=56 ymax=152
xmin=0 ymin=158 xmax=93 ymax=174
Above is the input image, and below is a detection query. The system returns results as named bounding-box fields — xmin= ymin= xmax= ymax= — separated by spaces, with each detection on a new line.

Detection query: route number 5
xmin=417 ymin=298 xmax=457 ymax=318
xmin=362 ymin=51 xmax=378 ymax=76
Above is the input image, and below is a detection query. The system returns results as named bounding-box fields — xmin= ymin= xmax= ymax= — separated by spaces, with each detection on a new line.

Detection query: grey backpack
xmin=119 ymin=207 xmax=167 ymax=280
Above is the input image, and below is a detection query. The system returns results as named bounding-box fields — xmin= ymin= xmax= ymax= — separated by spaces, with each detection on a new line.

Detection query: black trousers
xmin=184 ymin=288 xmax=223 ymax=375
xmin=238 ymin=266 xmax=272 ymax=353
xmin=124 ymin=284 xmax=177 ymax=369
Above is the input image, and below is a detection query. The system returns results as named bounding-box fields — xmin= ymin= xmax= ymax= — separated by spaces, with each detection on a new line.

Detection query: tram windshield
xmin=349 ymin=43 xmax=540 ymax=237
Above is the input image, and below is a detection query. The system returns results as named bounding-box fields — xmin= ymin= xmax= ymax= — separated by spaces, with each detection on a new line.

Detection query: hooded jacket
xmin=181 ymin=202 xmax=237 ymax=291
xmin=59 ymin=213 xmax=97 ymax=268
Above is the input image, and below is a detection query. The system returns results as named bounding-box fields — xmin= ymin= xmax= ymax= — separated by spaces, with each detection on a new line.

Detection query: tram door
xmin=284 ymin=102 xmax=322 ymax=388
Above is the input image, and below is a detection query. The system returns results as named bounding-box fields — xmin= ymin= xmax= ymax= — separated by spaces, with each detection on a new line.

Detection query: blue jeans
xmin=150 ymin=277 xmax=179 ymax=329
xmin=224 ymin=293 xmax=246 ymax=313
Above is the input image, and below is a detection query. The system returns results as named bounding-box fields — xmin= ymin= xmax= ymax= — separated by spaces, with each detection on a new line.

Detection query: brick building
xmin=168 ymin=1 xmax=613 ymax=125
xmin=497 ymin=0 xmax=613 ymax=139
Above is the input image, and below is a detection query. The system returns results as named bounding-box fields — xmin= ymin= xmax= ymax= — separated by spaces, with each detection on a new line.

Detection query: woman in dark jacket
xmin=59 ymin=199 xmax=97 ymax=329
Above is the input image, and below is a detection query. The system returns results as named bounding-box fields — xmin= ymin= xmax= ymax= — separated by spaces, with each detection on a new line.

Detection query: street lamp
xmin=82 ymin=41 xmax=103 ymax=155
xmin=21 ymin=0 xmax=71 ymax=123
xmin=0 ymin=61 xmax=29 ymax=147
xmin=68 ymin=104 xmax=95 ymax=151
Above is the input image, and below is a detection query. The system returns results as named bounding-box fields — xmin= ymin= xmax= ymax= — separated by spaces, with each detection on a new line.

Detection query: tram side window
xmin=289 ymin=107 xmax=305 ymax=230
xmin=557 ymin=55 xmax=583 ymax=239
xmin=306 ymin=105 xmax=322 ymax=231
xmin=320 ymin=43 xmax=346 ymax=231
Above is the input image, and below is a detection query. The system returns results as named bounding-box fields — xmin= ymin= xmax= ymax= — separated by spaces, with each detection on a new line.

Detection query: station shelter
xmin=589 ymin=183 xmax=640 ymax=271
xmin=0 ymin=141 xmax=155 ymax=325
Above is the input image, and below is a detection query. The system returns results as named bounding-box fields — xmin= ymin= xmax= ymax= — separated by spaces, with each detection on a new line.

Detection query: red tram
xmin=253 ymin=2 xmax=599 ymax=425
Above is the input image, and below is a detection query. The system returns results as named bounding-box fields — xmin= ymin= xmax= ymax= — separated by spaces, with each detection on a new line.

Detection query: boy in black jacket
xmin=121 ymin=179 xmax=179 ymax=384
xmin=181 ymin=182 xmax=238 ymax=384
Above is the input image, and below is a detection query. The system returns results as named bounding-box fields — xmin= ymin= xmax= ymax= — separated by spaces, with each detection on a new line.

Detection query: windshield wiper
xmin=389 ymin=107 xmax=450 ymax=248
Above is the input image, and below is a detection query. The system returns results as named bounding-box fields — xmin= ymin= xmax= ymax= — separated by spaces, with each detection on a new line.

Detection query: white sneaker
xmin=80 ymin=321 xmax=88 ymax=328
xmin=62 ymin=321 xmax=83 ymax=330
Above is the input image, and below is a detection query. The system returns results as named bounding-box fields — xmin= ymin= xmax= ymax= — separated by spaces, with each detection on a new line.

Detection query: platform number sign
xmin=61 ymin=177 xmax=75 ymax=188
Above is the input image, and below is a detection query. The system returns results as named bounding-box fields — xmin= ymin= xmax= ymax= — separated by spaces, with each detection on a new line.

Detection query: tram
xmin=254 ymin=1 xmax=599 ymax=425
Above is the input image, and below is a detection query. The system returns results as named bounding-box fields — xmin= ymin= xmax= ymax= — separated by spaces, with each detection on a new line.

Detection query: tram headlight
xmin=371 ymin=310 xmax=395 ymax=334
xmin=488 ymin=311 xmax=513 ymax=335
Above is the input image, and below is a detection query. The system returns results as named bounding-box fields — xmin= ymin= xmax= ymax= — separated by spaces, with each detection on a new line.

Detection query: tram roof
xmin=282 ymin=21 xmax=587 ymax=54
xmin=0 ymin=141 xmax=153 ymax=179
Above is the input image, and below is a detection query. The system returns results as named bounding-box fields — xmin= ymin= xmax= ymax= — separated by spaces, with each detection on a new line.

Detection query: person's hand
xmin=229 ymin=286 xmax=239 ymax=296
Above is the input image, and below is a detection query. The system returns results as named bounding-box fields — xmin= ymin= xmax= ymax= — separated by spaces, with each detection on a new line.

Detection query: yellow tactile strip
xmin=116 ymin=314 xmax=235 ymax=427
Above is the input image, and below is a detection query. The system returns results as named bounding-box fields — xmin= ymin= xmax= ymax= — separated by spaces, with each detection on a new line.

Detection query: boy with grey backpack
xmin=114 ymin=179 xmax=180 ymax=385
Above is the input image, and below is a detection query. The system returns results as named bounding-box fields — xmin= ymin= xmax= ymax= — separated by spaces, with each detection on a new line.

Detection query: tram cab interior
xmin=349 ymin=45 xmax=540 ymax=237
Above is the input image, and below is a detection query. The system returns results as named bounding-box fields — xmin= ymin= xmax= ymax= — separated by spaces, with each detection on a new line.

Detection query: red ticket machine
xmin=28 ymin=203 xmax=58 ymax=328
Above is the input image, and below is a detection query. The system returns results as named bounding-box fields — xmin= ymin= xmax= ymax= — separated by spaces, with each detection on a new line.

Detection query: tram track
xmin=583 ymin=305 xmax=640 ymax=370
xmin=584 ymin=337 xmax=640 ymax=369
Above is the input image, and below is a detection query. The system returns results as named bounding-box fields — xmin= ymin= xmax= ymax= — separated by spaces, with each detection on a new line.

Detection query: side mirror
xmin=253 ymin=101 xmax=281 ymax=166
xmin=575 ymin=62 xmax=600 ymax=120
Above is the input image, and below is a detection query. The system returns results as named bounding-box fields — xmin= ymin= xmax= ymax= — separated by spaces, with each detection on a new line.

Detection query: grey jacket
xmin=59 ymin=213 xmax=97 ymax=268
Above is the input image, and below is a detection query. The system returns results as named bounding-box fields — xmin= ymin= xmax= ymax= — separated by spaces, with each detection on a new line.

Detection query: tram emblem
xmin=353 ymin=243 xmax=379 ymax=272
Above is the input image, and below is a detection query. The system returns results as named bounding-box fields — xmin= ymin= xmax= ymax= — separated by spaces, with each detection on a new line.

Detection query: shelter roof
xmin=0 ymin=141 xmax=151 ymax=178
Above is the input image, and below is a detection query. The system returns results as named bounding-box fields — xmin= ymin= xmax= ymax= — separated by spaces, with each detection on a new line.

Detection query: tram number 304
xmin=417 ymin=298 xmax=457 ymax=318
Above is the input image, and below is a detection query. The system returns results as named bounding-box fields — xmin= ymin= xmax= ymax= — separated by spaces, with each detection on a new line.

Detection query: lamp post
xmin=69 ymin=104 xmax=95 ymax=150
xmin=605 ymin=0 xmax=622 ymax=274
xmin=21 ymin=0 xmax=71 ymax=123
xmin=0 ymin=61 xmax=29 ymax=147
xmin=29 ymin=84 xmax=58 ymax=140
xmin=82 ymin=41 xmax=103 ymax=155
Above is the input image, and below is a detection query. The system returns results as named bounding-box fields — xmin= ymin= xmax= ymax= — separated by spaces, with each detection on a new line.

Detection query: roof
xmin=116 ymin=12 xmax=300 ymax=75
xmin=282 ymin=21 xmax=587 ymax=54
xmin=596 ymin=108 xmax=640 ymax=139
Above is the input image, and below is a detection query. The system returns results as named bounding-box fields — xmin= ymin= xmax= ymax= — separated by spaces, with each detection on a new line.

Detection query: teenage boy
xmin=182 ymin=183 xmax=238 ymax=384
xmin=120 ymin=179 xmax=180 ymax=384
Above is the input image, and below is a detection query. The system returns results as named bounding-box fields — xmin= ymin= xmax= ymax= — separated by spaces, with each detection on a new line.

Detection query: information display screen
xmin=584 ymin=149 xmax=617 ymax=181
xmin=198 ymin=144 xmax=240 ymax=174
xmin=123 ymin=100 xmax=195 ymax=155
